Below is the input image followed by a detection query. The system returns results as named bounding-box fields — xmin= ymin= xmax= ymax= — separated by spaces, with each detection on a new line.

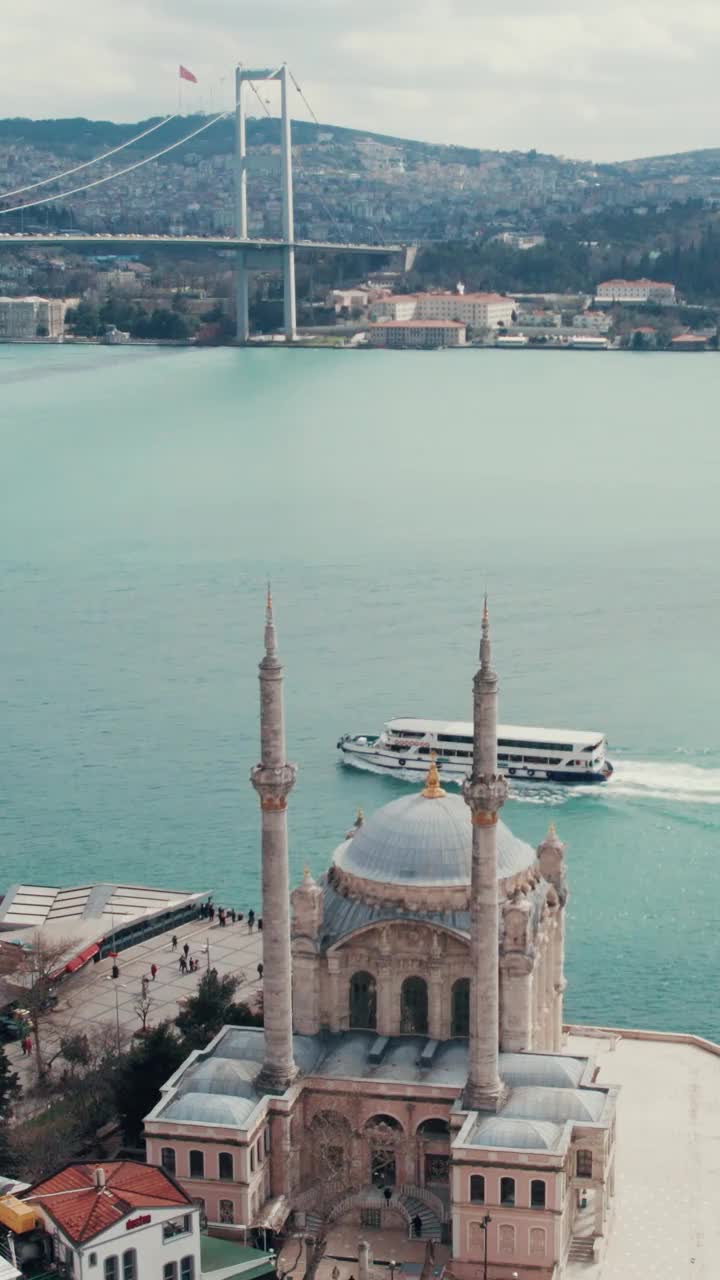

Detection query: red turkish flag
xmin=179 ymin=65 xmax=197 ymax=83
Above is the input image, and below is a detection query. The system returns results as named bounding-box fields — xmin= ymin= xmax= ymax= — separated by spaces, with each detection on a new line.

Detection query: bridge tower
xmin=234 ymin=65 xmax=297 ymax=344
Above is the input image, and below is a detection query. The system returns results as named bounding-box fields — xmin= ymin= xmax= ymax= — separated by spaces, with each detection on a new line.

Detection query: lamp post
xmin=481 ymin=1214 xmax=492 ymax=1280
xmin=389 ymin=1260 xmax=397 ymax=1280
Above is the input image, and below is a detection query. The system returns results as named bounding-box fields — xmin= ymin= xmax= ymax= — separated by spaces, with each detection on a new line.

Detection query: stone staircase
xmin=304 ymin=1188 xmax=443 ymax=1242
xmin=567 ymin=1236 xmax=595 ymax=1263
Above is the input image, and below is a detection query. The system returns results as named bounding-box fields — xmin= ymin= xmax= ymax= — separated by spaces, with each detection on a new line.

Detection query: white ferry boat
xmin=338 ymin=718 xmax=613 ymax=785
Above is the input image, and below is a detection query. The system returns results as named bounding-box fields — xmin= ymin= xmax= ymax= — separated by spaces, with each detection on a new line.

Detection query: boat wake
xmin=597 ymin=758 xmax=720 ymax=805
xmin=341 ymin=754 xmax=720 ymax=806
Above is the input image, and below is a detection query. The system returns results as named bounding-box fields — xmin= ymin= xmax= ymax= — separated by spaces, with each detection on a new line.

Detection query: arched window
xmin=219 ymin=1200 xmax=234 ymax=1224
xmin=577 ymin=1148 xmax=593 ymax=1178
xmin=366 ymin=1114 xmax=403 ymax=1189
xmin=401 ymin=976 xmax=428 ymax=1034
xmin=417 ymin=1118 xmax=449 ymax=1137
xmin=451 ymin=978 xmax=470 ymax=1037
xmin=250 ymin=1146 xmax=255 ymax=1172
xmin=122 ymin=1250 xmax=137 ymax=1280
xmin=189 ymin=1150 xmax=204 ymax=1178
xmin=500 ymin=1176 xmax=515 ymax=1206
xmin=530 ymin=1227 xmax=546 ymax=1256
xmin=161 ymin=1147 xmax=176 ymax=1174
xmin=470 ymin=1175 xmax=485 ymax=1203
xmin=218 ymin=1152 xmax=233 ymax=1180
xmin=349 ymin=971 xmax=377 ymax=1029
xmin=104 ymin=1260 xmax=119 ymax=1280
xmin=366 ymin=1114 xmax=403 ymax=1131
xmin=530 ymin=1179 xmax=546 ymax=1208
xmin=498 ymin=1224 xmax=515 ymax=1255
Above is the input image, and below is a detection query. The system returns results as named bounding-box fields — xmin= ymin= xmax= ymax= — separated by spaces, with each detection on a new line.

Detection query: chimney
xmin=94 ymin=1168 xmax=106 ymax=1190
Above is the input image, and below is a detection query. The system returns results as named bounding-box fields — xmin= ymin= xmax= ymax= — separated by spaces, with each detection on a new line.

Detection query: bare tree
xmin=133 ymin=983 xmax=153 ymax=1033
xmin=13 ymin=931 xmax=79 ymax=1081
xmin=299 ymin=1111 xmax=411 ymax=1280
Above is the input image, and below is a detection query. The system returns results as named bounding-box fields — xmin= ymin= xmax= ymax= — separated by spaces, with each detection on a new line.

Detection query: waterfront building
xmin=368 ymin=319 xmax=466 ymax=348
xmin=595 ymin=279 xmax=676 ymax=305
xmin=0 ymin=296 xmax=65 ymax=339
xmin=144 ymin=598 xmax=618 ymax=1278
xmin=371 ymin=291 xmax=515 ymax=330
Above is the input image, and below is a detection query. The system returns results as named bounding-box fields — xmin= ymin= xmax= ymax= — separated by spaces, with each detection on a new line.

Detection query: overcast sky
xmin=5 ymin=0 xmax=720 ymax=162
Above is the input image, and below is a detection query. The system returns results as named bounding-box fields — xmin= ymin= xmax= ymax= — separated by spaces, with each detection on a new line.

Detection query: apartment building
xmin=368 ymin=319 xmax=466 ymax=347
xmin=0 ymin=295 xmax=66 ymax=339
xmin=595 ymin=279 xmax=676 ymax=304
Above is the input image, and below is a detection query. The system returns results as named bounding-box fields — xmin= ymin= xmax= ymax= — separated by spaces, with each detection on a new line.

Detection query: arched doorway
xmin=451 ymin=978 xmax=470 ymax=1036
xmin=365 ymin=1115 xmax=404 ymax=1189
xmin=349 ymin=971 xmax=377 ymax=1030
xmin=401 ymin=976 xmax=428 ymax=1034
xmin=417 ymin=1118 xmax=450 ymax=1188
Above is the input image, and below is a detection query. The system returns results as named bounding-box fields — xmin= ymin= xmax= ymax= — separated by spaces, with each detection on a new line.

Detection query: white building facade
xmin=0 ymin=296 xmax=66 ymax=339
xmin=595 ymin=279 xmax=676 ymax=305
xmin=369 ymin=319 xmax=466 ymax=347
xmin=371 ymin=292 xmax=515 ymax=329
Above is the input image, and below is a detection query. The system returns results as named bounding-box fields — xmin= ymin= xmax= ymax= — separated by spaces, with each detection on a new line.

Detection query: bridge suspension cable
xmin=0 ymin=113 xmax=181 ymax=201
xmin=0 ymin=111 xmax=230 ymax=215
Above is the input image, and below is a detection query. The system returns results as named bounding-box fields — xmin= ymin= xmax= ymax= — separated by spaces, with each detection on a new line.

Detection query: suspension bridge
xmin=0 ymin=64 xmax=405 ymax=341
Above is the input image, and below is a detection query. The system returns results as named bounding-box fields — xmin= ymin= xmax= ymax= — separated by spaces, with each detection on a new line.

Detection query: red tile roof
xmin=24 ymin=1162 xmax=191 ymax=1244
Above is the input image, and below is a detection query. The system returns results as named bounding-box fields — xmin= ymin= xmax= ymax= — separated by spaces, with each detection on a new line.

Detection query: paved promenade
xmin=6 ymin=914 xmax=263 ymax=1095
xmin=565 ymin=1030 xmax=720 ymax=1280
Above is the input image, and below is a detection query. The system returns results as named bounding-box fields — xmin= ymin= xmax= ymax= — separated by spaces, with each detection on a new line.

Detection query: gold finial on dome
xmin=422 ymin=752 xmax=446 ymax=799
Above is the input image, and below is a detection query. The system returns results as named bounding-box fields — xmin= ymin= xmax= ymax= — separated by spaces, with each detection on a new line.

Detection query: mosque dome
xmin=333 ymin=782 xmax=535 ymax=888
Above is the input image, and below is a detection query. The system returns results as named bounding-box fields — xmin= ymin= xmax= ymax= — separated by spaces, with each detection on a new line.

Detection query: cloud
xmin=3 ymin=0 xmax=720 ymax=159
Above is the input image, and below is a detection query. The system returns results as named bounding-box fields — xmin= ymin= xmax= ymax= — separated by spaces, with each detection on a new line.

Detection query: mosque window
xmin=161 ymin=1147 xmax=176 ymax=1174
xmin=500 ymin=1177 xmax=516 ymax=1206
xmin=400 ymin=976 xmax=428 ymax=1035
xmin=530 ymin=1227 xmax=546 ymax=1255
xmin=530 ymin=1179 xmax=546 ymax=1208
xmin=451 ymin=978 xmax=470 ymax=1037
xmin=218 ymin=1152 xmax=234 ymax=1180
xmin=349 ymin=971 xmax=377 ymax=1030
xmin=189 ymin=1151 xmax=204 ymax=1178
xmin=470 ymin=1175 xmax=485 ymax=1203
xmin=577 ymin=1149 xmax=593 ymax=1178
xmin=498 ymin=1224 xmax=515 ymax=1254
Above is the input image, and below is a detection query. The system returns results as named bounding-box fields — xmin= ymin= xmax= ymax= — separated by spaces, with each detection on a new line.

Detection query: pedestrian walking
xmin=179 ymin=955 xmax=187 ymax=975
xmin=171 ymin=935 xmax=178 ymax=951
xmin=257 ymin=963 xmax=264 ymax=979
xmin=111 ymin=963 xmax=120 ymax=980
xmin=23 ymin=1035 xmax=32 ymax=1056
xmin=413 ymin=1214 xmax=423 ymax=1238
xmin=231 ymin=908 xmax=236 ymax=924
xmin=248 ymin=910 xmax=255 ymax=932
xmin=257 ymin=917 xmax=263 ymax=932
xmin=150 ymin=963 xmax=158 ymax=980
xmin=209 ymin=905 xmax=215 ymax=922
xmin=237 ymin=913 xmax=244 ymax=924
xmin=183 ymin=942 xmax=190 ymax=958
xmin=383 ymin=1186 xmax=392 ymax=1205
xmin=141 ymin=975 xmax=149 ymax=995
xmin=21 ymin=1036 xmax=28 ymax=1056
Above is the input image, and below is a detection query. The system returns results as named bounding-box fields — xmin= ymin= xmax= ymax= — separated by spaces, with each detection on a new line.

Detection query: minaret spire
xmin=251 ymin=590 xmax=297 ymax=1092
xmin=462 ymin=599 xmax=508 ymax=1112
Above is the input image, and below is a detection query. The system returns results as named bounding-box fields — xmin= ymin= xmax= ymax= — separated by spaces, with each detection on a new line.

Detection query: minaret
xmin=250 ymin=588 xmax=297 ymax=1092
xmin=463 ymin=599 xmax=508 ymax=1111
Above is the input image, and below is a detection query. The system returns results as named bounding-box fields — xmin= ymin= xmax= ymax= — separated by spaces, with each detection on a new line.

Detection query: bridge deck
xmin=0 ymin=233 xmax=402 ymax=253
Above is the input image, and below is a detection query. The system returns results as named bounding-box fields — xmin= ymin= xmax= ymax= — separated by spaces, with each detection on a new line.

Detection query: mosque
xmin=144 ymin=598 xmax=618 ymax=1279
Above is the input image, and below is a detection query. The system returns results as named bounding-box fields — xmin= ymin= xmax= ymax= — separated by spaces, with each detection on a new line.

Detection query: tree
xmin=113 ymin=1022 xmax=186 ymax=1144
xmin=14 ymin=931 xmax=79 ymax=1081
xmin=66 ymin=302 xmax=100 ymax=337
xmin=175 ymin=970 xmax=256 ymax=1052
xmin=133 ymin=983 xmax=153 ymax=1033
xmin=0 ymin=1042 xmax=20 ymax=1121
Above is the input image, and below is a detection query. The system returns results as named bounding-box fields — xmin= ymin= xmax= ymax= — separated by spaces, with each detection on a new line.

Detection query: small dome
xmin=334 ymin=791 xmax=534 ymax=887
xmin=470 ymin=1115 xmax=562 ymax=1151
xmin=162 ymin=1091 xmax=256 ymax=1128
xmin=503 ymin=1087 xmax=606 ymax=1124
xmin=180 ymin=1058 xmax=257 ymax=1098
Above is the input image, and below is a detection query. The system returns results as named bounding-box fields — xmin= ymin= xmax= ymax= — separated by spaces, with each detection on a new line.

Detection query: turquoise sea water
xmin=2 ymin=345 xmax=720 ymax=1038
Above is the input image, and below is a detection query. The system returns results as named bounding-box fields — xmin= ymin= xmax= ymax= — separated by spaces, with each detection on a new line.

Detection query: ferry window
xmin=470 ymin=1174 xmax=485 ymax=1203
xmin=500 ymin=1176 xmax=515 ymax=1206
xmin=531 ymin=1179 xmax=546 ymax=1208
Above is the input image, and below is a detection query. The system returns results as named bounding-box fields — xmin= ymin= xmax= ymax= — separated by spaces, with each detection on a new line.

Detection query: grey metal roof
xmin=334 ymin=793 xmax=535 ymax=887
xmin=321 ymin=878 xmax=471 ymax=948
xmin=500 ymin=1053 xmax=586 ymax=1090
xmin=469 ymin=1115 xmax=563 ymax=1151
xmin=502 ymin=1086 xmax=607 ymax=1124
xmin=180 ymin=1057 xmax=258 ymax=1098
xmin=162 ymin=1090 xmax=257 ymax=1128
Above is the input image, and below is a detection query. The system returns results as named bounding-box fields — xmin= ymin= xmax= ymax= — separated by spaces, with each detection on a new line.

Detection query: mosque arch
xmin=416 ymin=1118 xmax=450 ymax=1137
xmin=365 ymin=1113 xmax=404 ymax=1133
xmin=400 ymin=975 xmax=429 ymax=1035
xmin=451 ymin=978 xmax=470 ymax=1037
xmin=349 ymin=970 xmax=377 ymax=1030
